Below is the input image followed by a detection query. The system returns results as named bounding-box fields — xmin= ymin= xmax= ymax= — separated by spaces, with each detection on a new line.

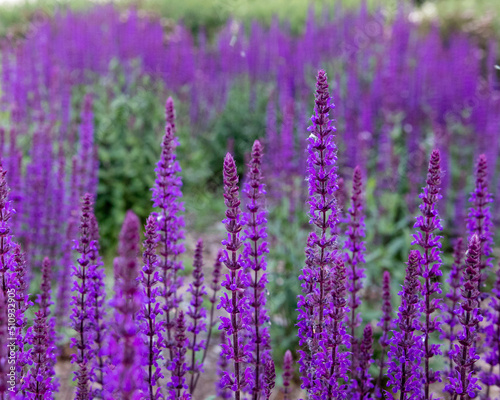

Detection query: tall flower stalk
xmin=412 ymin=149 xmax=443 ymax=398
xmin=218 ymin=153 xmax=250 ymax=400
xmin=446 ymin=235 xmax=482 ymax=399
xmin=70 ymin=194 xmax=96 ymax=400
xmin=297 ymin=69 xmax=342 ymax=397
xmin=344 ymin=165 xmax=366 ymax=382
xmin=282 ymin=350 xmax=293 ymax=400
xmin=376 ymin=270 xmax=392 ymax=397
xmin=187 ymin=239 xmax=207 ymax=394
xmin=242 ymin=139 xmax=270 ymax=400
xmin=387 ymin=250 xmax=423 ymax=400
xmin=152 ymin=100 xmax=185 ymax=363
xmin=138 ymin=215 xmax=165 ymax=400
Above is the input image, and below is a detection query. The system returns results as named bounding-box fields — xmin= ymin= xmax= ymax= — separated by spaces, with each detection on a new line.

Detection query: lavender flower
xmin=70 ymin=194 xmax=96 ymax=399
xmin=387 ymin=250 xmax=423 ymax=400
xmin=218 ymin=153 xmax=251 ymax=400
xmin=242 ymin=139 xmax=270 ymax=399
xmin=216 ymin=332 xmax=232 ymax=400
xmin=356 ymin=324 xmax=373 ymax=399
xmin=187 ymin=239 xmax=207 ymax=394
xmin=376 ymin=271 xmax=393 ymax=397
xmin=138 ymin=215 xmax=165 ymax=400
xmin=152 ymin=102 xmax=185 ymax=363
xmin=263 ymin=359 xmax=275 ymax=400
xmin=297 ymin=69 xmax=342 ymax=397
xmin=412 ymin=149 xmax=443 ymax=397
xmin=445 ymin=235 xmax=482 ymax=399
xmin=344 ymin=165 xmax=366 ymax=379
xmin=0 ymin=290 xmax=9 ymax=398
xmin=442 ymin=238 xmax=464 ymax=378
xmin=167 ymin=310 xmax=189 ymax=400
xmin=467 ymin=154 xmax=493 ymax=295
xmin=282 ymin=350 xmax=293 ymax=400
xmin=0 ymin=165 xmax=15 ymax=294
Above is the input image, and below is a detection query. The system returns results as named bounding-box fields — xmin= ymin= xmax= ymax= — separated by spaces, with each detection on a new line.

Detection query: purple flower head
xmin=376 ymin=270 xmax=393 ymax=396
xmin=387 ymin=250 xmax=423 ymax=400
xmin=445 ymin=235 xmax=482 ymax=399
xmin=70 ymin=194 xmax=96 ymax=399
xmin=187 ymin=239 xmax=207 ymax=394
xmin=344 ymin=165 xmax=366 ymax=376
xmin=297 ymin=69 xmax=341 ymax=397
xmin=412 ymin=149 xmax=443 ymax=395
xmin=216 ymin=332 xmax=232 ymax=400
xmin=167 ymin=310 xmax=189 ymax=400
xmin=137 ymin=214 xmax=165 ymax=400
xmin=264 ymin=359 xmax=276 ymax=400
xmin=166 ymin=96 xmax=176 ymax=134
xmin=356 ymin=324 xmax=373 ymax=399
xmin=218 ymin=153 xmax=251 ymax=400
xmin=282 ymin=350 xmax=294 ymax=400
xmin=467 ymin=154 xmax=493 ymax=294
xmin=242 ymin=139 xmax=271 ymax=398
xmin=152 ymin=108 xmax=185 ymax=364
xmin=106 ymin=210 xmax=144 ymax=399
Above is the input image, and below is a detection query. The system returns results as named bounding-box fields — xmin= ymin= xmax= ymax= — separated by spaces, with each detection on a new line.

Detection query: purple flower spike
xmin=166 ymin=96 xmax=176 ymax=134
xmin=137 ymin=215 xmax=165 ymax=400
xmin=152 ymin=102 xmax=185 ymax=364
xmin=442 ymin=238 xmax=464 ymax=379
xmin=0 ymin=291 xmax=9 ymax=397
xmin=242 ymin=139 xmax=270 ymax=400
xmin=187 ymin=239 xmax=207 ymax=394
xmin=344 ymin=165 xmax=366 ymax=378
xmin=297 ymin=69 xmax=341 ymax=397
xmin=356 ymin=324 xmax=374 ymax=399
xmin=376 ymin=270 xmax=393 ymax=396
xmin=88 ymin=213 xmax=108 ymax=397
xmin=482 ymin=258 xmax=500 ymax=396
xmin=218 ymin=153 xmax=250 ymax=400
xmin=264 ymin=359 xmax=276 ymax=400
xmin=167 ymin=310 xmax=189 ymax=400
xmin=216 ymin=332 xmax=232 ymax=400
xmin=105 ymin=210 xmax=144 ymax=399
xmin=282 ymin=350 xmax=293 ymax=400
xmin=25 ymin=258 xmax=55 ymax=398
xmin=387 ymin=250 xmax=423 ymax=400
xmin=445 ymin=235 xmax=482 ymax=399
xmin=412 ymin=149 xmax=443 ymax=397
xmin=70 ymin=194 xmax=96 ymax=400
xmin=467 ymin=154 xmax=493 ymax=295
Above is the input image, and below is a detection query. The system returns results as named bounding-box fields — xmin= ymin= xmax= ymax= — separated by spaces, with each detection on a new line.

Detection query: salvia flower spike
xmin=445 ymin=235 xmax=482 ymax=399
xmin=376 ymin=270 xmax=393 ymax=397
xmin=218 ymin=153 xmax=251 ymax=400
xmin=282 ymin=350 xmax=293 ymax=400
xmin=70 ymin=194 xmax=96 ymax=399
xmin=187 ymin=239 xmax=207 ymax=394
xmin=344 ymin=165 xmax=366 ymax=380
xmin=387 ymin=250 xmax=424 ymax=400
xmin=412 ymin=149 xmax=443 ymax=397
xmin=137 ymin=215 xmax=165 ymax=400
xmin=167 ymin=310 xmax=189 ymax=400
xmin=242 ymin=139 xmax=270 ymax=399
xmin=467 ymin=154 xmax=493 ymax=296
xmin=152 ymin=101 xmax=185 ymax=363
xmin=297 ymin=69 xmax=342 ymax=397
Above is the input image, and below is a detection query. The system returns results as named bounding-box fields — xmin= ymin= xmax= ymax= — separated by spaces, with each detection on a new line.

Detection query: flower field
xmin=0 ymin=1 xmax=499 ymax=399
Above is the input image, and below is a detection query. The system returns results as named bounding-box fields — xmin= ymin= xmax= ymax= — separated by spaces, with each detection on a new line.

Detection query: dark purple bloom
xmin=70 ymin=194 xmax=96 ymax=399
xmin=356 ymin=324 xmax=373 ymax=399
xmin=151 ymin=101 xmax=185 ymax=364
xmin=376 ymin=270 xmax=393 ymax=397
xmin=216 ymin=332 xmax=232 ymax=400
xmin=412 ymin=149 xmax=443 ymax=396
xmin=105 ymin=210 xmax=145 ymax=399
xmin=218 ymin=153 xmax=251 ymax=400
xmin=167 ymin=310 xmax=189 ymax=400
xmin=297 ymin=70 xmax=343 ymax=397
xmin=442 ymin=238 xmax=464 ymax=379
xmin=241 ymin=139 xmax=270 ymax=399
xmin=387 ymin=250 xmax=423 ymax=400
xmin=263 ymin=359 xmax=275 ymax=400
xmin=445 ymin=235 xmax=482 ymax=399
xmin=187 ymin=239 xmax=207 ymax=394
xmin=282 ymin=350 xmax=293 ymax=400
xmin=467 ymin=154 xmax=493 ymax=295
xmin=137 ymin=215 xmax=165 ymax=400
xmin=344 ymin=165 xmax=366 ymax=379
